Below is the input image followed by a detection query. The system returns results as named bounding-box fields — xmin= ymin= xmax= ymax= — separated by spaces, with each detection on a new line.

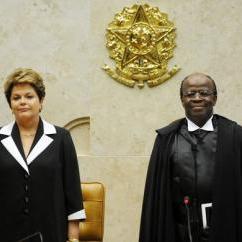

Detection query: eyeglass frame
xmin=182 ymin=89 xmax=217 ymax=98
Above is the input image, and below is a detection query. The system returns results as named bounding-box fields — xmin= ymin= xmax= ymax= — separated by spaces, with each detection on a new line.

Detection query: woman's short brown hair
xmin=4 ymin=68 xmax=46 ymax=106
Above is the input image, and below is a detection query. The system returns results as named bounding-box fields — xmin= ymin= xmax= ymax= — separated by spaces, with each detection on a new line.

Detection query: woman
xmin=0 ymin=68 xmax=85 ymax=242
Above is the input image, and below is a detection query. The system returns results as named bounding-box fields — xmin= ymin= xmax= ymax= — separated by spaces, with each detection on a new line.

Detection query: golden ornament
xmin=102 ymin=4 xmax=181 ymax=88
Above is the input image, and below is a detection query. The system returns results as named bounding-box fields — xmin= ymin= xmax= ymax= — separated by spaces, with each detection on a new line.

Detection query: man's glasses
xmin=182 ymin=90 xmax=216 ymax=98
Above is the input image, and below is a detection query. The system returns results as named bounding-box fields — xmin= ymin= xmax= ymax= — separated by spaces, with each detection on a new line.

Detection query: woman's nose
xmin=19 ymin=97 xmax=26 ymax=104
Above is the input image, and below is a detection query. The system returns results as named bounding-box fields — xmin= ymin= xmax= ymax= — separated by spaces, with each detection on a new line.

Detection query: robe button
xmin=24 ymin=208 xmax=29 ymax=214
xmin=24 ymin=185 xmax=28 ymax=192
xmin=25 ymin=197 xmax=29 ymax=203
xmin=24 ymin=173 xmax=29 ymax=179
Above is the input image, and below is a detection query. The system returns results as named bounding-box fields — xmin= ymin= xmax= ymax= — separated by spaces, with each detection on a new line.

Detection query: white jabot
xmin=186 ymin=115 xmax=214 ymax=132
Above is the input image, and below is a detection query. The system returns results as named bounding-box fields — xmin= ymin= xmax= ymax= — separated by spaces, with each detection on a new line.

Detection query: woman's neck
xmin=16 ymin=116 xmax=40 ymax=134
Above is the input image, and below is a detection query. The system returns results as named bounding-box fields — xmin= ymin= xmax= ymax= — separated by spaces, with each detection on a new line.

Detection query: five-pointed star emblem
xmin=107 ymin=5 xmax=175 ymax=69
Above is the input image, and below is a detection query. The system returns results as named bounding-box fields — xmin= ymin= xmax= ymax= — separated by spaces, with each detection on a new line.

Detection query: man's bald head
xmin=180 ymin=73 xmax=217 ymax=98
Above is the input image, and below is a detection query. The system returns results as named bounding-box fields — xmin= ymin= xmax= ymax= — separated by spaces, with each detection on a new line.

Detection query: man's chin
xmin=188 ymin=110 xmax=205 ymax=117
xmin=187 ymin=111 xmax=212 ymax=122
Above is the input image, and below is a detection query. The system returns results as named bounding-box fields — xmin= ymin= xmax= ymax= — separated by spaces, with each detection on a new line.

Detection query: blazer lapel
xmin=27 ymin=134 xmax=53 ymax=165
xmin=0 ymin=122 xmax=29 ymax=174
xmin=0 ymin=119 xmax=56 ymax=172
xmin=27 ymin=120 xmax=56 ymax=165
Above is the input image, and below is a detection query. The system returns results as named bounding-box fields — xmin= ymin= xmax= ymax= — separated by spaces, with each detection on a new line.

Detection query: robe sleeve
xmin=139 ymin=133 xmax=176 ymax=242
xmin=235 ymin=124 xmax=242 ymax=178
xmin=139 ymin=135 xmax=163 ymax=241
xmin=62 ymin=129 xmax=86 ymax=220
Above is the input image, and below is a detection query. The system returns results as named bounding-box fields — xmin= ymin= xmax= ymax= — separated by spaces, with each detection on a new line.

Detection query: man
xmin=139 ymin=73 xmax=242 ymax=242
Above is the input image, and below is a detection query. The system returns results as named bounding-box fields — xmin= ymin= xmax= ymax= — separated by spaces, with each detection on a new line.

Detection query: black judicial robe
xmin=139 ymin=115 xmax=242 ymax=242
xmin=0 ymin=119 xmax=84 ymax=242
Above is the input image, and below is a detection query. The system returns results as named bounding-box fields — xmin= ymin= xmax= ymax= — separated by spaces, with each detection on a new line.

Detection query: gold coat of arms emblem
xmin=103 ymin=4 xmax=180 ymax=88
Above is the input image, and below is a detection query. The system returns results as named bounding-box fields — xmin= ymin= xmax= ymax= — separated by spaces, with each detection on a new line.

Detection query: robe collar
xmin=186 ymin=115 xmax=214 ymax=131
xmin=0 ymin=119 xmax=56 ymax=174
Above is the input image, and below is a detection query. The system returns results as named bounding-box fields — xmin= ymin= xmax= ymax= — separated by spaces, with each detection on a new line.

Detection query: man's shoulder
xmin=155 ymin=115 xmax=241 ymax=136
xmin=156 ymin=118 xmax=185 ymax=136
xmin=215 ymin=114 xmax=242 ymax=136
xmin=215 ymin=114 xmax=239 ymax=126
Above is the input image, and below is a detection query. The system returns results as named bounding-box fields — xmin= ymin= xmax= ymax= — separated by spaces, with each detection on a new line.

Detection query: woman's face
xmin=10 ymin=83 xmax=43 ymax=123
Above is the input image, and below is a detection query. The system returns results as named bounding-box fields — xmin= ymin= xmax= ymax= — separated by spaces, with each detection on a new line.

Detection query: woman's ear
xmin=39 ymin=98 xmax=44 ymax=112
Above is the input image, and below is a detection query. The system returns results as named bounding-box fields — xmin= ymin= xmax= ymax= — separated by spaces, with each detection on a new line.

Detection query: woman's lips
xmin=18 ymin=108 xmax=29 ymax=112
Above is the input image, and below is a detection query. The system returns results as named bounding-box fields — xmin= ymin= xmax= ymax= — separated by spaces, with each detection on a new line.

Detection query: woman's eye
xmin=12 ymin=96 xmax=20 ymax=101
xmin=26 ymin=95 xmax=34 ymax=99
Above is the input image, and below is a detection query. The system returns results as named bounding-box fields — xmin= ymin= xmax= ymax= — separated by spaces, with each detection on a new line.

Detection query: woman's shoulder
xmin=0 ymin=121 xmax=15 ymax=136
xmin=54 ymin=126 xmax=71 ymax=139
xmin=41 ymin=119 xmax=70 ymax=136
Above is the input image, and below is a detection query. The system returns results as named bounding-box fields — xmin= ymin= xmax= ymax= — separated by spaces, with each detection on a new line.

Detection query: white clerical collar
xmin=186 ymin=115 xmax=214 ymax=132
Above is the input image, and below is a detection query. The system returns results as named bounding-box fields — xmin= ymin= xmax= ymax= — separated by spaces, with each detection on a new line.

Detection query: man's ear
xmin=180 ymin=96 xmax=185 ymax=107
xmin=213 ymin=95 xmax=217 ymax=106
